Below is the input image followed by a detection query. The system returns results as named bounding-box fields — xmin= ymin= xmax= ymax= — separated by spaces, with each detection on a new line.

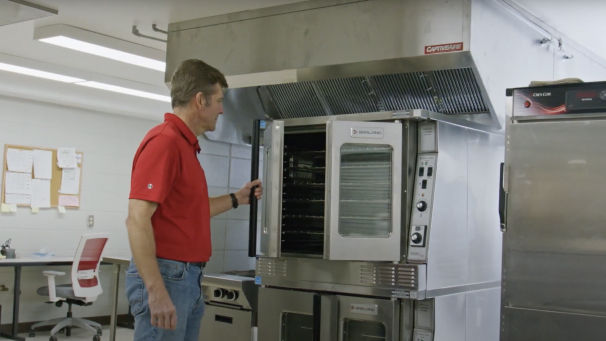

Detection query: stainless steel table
xmin=101 ymin=256 xmax=130 ymax=341
xmin=0 ymin=257 xmax=73 ymax=341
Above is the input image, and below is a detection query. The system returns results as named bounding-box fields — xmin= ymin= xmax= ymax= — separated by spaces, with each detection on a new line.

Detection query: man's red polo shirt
xmin=129 ymin=113 xmax=211 ymax=262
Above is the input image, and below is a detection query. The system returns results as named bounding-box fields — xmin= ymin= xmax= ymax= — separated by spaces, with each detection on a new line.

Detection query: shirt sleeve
xmin=129 ymin=135 xmax=179 ymax=203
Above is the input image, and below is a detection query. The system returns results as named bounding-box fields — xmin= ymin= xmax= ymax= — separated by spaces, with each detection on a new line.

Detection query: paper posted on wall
xmin=58 ymin=195 xmax=79 ymax=207
xmin=59 ymin=167 xmax=80 ymax=195
xmin=31 ymin=179 xmax=51 ymax=208
xmin=57 ymin=147 xmax=77 ymax=168
xmin=33 ymin=149 xmax=53 ymax=179
xmin=6 ymin=148 xmax=33 ymax=173
xmin=5 ymin=171 xmax=32 ymax=194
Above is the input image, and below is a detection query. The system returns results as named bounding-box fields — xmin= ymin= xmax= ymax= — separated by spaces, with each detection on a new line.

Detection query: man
xmin=125 ymin=59 xmax=262 ymax=340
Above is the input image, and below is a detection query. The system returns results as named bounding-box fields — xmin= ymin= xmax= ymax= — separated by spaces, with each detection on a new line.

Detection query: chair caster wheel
xmin=49 ymin=336 xmax=58 ymax=341
xmin=93 ymin=335 xmax=101 ymax=341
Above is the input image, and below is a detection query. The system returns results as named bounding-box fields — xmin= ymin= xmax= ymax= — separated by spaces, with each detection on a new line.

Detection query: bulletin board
xmin=1 ymin=144 xmax=83 ymax=208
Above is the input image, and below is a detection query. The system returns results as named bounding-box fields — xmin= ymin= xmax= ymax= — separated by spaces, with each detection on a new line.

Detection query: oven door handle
xmin=249 ymin=119 xmax=262 ymax=257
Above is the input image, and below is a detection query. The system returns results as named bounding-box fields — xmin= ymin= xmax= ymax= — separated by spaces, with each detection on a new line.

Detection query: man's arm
xmin=209 ymin=179 xmax=263 ymax=217
xmin=125 ymin=199 xmax=177 ymax=330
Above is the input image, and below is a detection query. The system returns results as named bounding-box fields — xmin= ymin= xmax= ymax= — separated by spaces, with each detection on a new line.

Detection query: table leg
xmin=0 ymin=265 xmax=25 ymax=341
xmin=109 ymin=263 xmax=121 ymax=341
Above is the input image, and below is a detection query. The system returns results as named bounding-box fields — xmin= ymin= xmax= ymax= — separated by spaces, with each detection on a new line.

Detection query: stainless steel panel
xmin=256 ymin=257 xmax=424 ymax=299
xmin=501 ymin=306 xmax=606 ymax=341
xmin=259 ymin=120 xmax=284 ymax=258
xmin=167 ymin=0 xmax=470 ymax=79
xmin=465 ymin=127 xmax=503 ymax=285
xmin=433 ymin=288 xmax=500 ymax=341
xmin=199 ymin=305 xmax=252 ymax=341
xmin=425 ymin=121 xmax=503 ymax=291
xmin=325 ymin=120 xmax=402 ymax=261
xmin=504 ymin=119 xmax=606 ymax=315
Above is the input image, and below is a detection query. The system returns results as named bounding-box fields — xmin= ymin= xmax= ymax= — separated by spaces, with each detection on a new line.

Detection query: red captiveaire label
xmin=424 ymin=42 xmax=464 ymax=54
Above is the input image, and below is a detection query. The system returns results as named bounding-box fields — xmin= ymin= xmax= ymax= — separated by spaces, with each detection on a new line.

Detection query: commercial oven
xmin=500 ymin=81 xmax=606 ymax=341
xmin=253 ymin=110 xmax=503 ymax=340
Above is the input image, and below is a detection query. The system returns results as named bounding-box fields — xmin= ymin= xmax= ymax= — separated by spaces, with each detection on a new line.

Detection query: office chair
xmin=29 ymin=233 xmax=109 ymax=341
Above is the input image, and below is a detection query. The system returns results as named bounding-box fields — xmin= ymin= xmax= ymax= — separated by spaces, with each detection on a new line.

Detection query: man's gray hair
xmin=170 ymin=59 xmax=228 ymax=108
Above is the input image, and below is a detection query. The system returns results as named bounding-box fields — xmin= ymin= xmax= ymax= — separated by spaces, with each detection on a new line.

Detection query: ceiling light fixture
xmin=0 ymin=61 xmax=170 ymax=102
xmin=0 ymin=62 xmax=84 ymax=83
xmin=77 ymin=81 xmax=170 ymax=102
xmin=34 ymin=24 xmax=166 ymax=72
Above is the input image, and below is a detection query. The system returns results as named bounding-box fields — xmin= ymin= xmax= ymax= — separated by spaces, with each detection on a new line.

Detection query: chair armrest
xmin=42 ymin=270 xmax=66 ymax=302
xmin=43 ymin=270 xmax=66 ymax=276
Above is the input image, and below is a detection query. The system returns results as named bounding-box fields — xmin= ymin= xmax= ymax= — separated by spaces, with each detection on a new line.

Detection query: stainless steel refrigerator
xmin=501 ymin=81 xmax=606 ymax=341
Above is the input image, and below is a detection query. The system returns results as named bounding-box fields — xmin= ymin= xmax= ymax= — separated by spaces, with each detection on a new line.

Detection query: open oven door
xmin=259 ymin=120 xmax=284 ymax=258
xmin=324 ymin=120 xmax=402 ymax=261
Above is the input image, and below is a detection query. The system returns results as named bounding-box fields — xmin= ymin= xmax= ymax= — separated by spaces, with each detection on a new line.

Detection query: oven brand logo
xmin=425 ymin=42 xmax=464 ymax=54
xmin=532 ymin=92 xmax=552 ymax=97
xmin=350 ymin=303 xmax=379 ymax=316
xmin=351 ymin=127 xmax=384 ymax=139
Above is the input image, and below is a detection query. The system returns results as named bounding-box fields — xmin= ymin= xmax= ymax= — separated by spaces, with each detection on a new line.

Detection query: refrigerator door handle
xmin=313 ymin=294 xmax=321 ymax=341
xmin=499 ymin=162 xmax=508 ymax=232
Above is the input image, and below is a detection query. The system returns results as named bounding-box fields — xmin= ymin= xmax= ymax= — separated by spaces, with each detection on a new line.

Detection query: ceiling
xmin=0 ymin=0 xmax=604 ymax=121
xmin=0 ymin=0 xmax=303 ymax=120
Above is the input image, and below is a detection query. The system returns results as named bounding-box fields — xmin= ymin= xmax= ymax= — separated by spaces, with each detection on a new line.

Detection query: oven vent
xmin=256 ymin=258 xmax=288 ymax=278
xmin=262 ymin=68 xmax=489 ymax=119
xmin=360 ymin=264 xmax=418 ymax=290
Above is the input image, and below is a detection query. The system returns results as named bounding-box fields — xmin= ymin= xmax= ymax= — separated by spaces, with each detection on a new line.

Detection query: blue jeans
xmin=125 ymin=258 xmax=205 ymax=341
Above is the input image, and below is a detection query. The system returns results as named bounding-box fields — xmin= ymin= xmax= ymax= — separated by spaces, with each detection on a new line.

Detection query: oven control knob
xmin=213 ymin=289 xmax=222 ymax=298
xmin=225 ymin=290 xmax=236 ymax=300
xmin=411 ymin=233 xmax=423 ymax=244
xmin=416 ymin=201 xmax=427 ymax=212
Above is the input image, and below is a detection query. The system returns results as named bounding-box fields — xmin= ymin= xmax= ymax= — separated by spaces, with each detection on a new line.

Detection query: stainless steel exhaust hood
xmin=166 ymin=0 xmax=500 ymax=143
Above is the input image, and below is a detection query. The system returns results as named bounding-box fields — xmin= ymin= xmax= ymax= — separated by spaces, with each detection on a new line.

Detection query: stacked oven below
xmin=198 ymin=273 xmax=258 ymax=341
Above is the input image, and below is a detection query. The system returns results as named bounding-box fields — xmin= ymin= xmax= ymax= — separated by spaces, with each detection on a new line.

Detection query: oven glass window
xmin=343 ymin=318 xmax=387 ymax=341
xmin=281 ymin=312 xmax=313 ymax=341
xmin=339 ymin=144 xmax=393 ymax=237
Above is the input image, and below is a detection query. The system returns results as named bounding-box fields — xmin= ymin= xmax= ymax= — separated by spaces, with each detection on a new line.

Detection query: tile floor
xmin=0 ymin=326 xmax=133 ymax=340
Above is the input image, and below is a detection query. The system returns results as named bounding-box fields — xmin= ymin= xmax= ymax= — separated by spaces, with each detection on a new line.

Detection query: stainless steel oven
xmin=253 ymin=110 xmax=503 ymax=340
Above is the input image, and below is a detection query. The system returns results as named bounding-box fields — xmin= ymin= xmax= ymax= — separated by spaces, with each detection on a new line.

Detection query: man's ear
xmin=194 ymin=91 xmax=205 ymax=108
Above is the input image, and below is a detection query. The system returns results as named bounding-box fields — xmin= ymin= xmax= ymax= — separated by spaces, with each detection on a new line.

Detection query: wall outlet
xmin=88 ymin=215 xmax=94 ymax=228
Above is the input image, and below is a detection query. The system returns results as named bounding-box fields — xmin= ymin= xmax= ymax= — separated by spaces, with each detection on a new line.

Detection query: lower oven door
xmin=338 ymin=295 xmax=400 ymax=341
xmin=258 ymin=287 xmax=337 ymax=341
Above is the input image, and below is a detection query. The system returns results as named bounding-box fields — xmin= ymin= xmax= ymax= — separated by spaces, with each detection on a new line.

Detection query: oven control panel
xmin=407 ymin=154 xmax=437 ymax=262
xmin=203 ymin=285 xmax=244 ymax=305
xmin=200 ymin=275 xmax=257 ymax=310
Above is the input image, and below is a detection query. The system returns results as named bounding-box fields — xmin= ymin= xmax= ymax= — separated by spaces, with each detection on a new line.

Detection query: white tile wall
xmin=224 ymin=250 xmax=256 ymax=271
xmin=225 ymin=220 xmax=249 ymax=251
xmin=198 ymin=154 xmax=230 ymax=188
xmin=198 ymin=136 xmax=256 ymax=274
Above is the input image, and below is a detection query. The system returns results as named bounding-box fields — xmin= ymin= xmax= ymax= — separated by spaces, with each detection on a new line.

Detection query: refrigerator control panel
xmin=509 ymin=81 xmax=606 ymax=117
xmin=408 ymin=154 xmax=437 ymax=262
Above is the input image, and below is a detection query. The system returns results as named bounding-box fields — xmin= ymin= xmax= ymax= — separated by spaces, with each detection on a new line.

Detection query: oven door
xmin=324 ymin=120 xmax=402 ymax=261
xmin=258 ymin=287 xmax=338 ymax=341
xmin=338 ymin=295 xmax=400 ymax=341
xmin=259 ymin=120 xmax=284 ymax=258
